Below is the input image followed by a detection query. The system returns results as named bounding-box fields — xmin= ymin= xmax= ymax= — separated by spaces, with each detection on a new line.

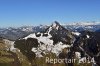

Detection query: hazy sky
xmin=0 ymin=0 xmax=100 ymax=27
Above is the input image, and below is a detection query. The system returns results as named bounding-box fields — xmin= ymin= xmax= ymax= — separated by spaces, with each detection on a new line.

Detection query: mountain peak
xmin=53 ymin=21 xmax=60 ymax=25
xmin=51 ymin=21 xmax=60 ymax=28
xmin=44 ymin=21 xmax=74 ymax=44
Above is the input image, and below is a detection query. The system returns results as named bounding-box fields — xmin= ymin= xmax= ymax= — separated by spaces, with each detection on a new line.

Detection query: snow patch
xmin=4 ymin=39 xmax=17 ymax=52
xmin=86 ymin=35 xmax=90 ymax=38
xmin=72 ymin=32 xmax=80 ymax=36
xmin=24 ymin=33 xmax=36 ymax=39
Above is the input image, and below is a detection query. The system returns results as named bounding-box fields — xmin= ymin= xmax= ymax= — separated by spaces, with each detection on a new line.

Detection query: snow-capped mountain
xmin=14 ymin=22 xmax=73 ymax=57
xmin=23 ymin=21 xmax=74 ymax=56
xmin=14 ymin=22 xmax=97 ymax=57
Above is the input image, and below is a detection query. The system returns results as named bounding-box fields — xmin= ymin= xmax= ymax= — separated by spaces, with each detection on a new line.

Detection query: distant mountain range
xmin=63 ymin=22 xmax=100 ymax=32
xmin=0 ymin=21 xmax=100 ymax=40
xmin=0 ymin=25 xmax=48 ymax=40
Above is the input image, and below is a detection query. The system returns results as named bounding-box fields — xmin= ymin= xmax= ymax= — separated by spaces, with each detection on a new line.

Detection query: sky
xmin=0 ymin=0 xmax=100 ymax=27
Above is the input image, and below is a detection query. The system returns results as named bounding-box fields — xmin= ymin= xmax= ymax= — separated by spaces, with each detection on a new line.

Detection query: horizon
xmin=0 ymin=0 xmax=100 ymax=27
xmin=0 ymin=21 xmax=100 ymax=28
